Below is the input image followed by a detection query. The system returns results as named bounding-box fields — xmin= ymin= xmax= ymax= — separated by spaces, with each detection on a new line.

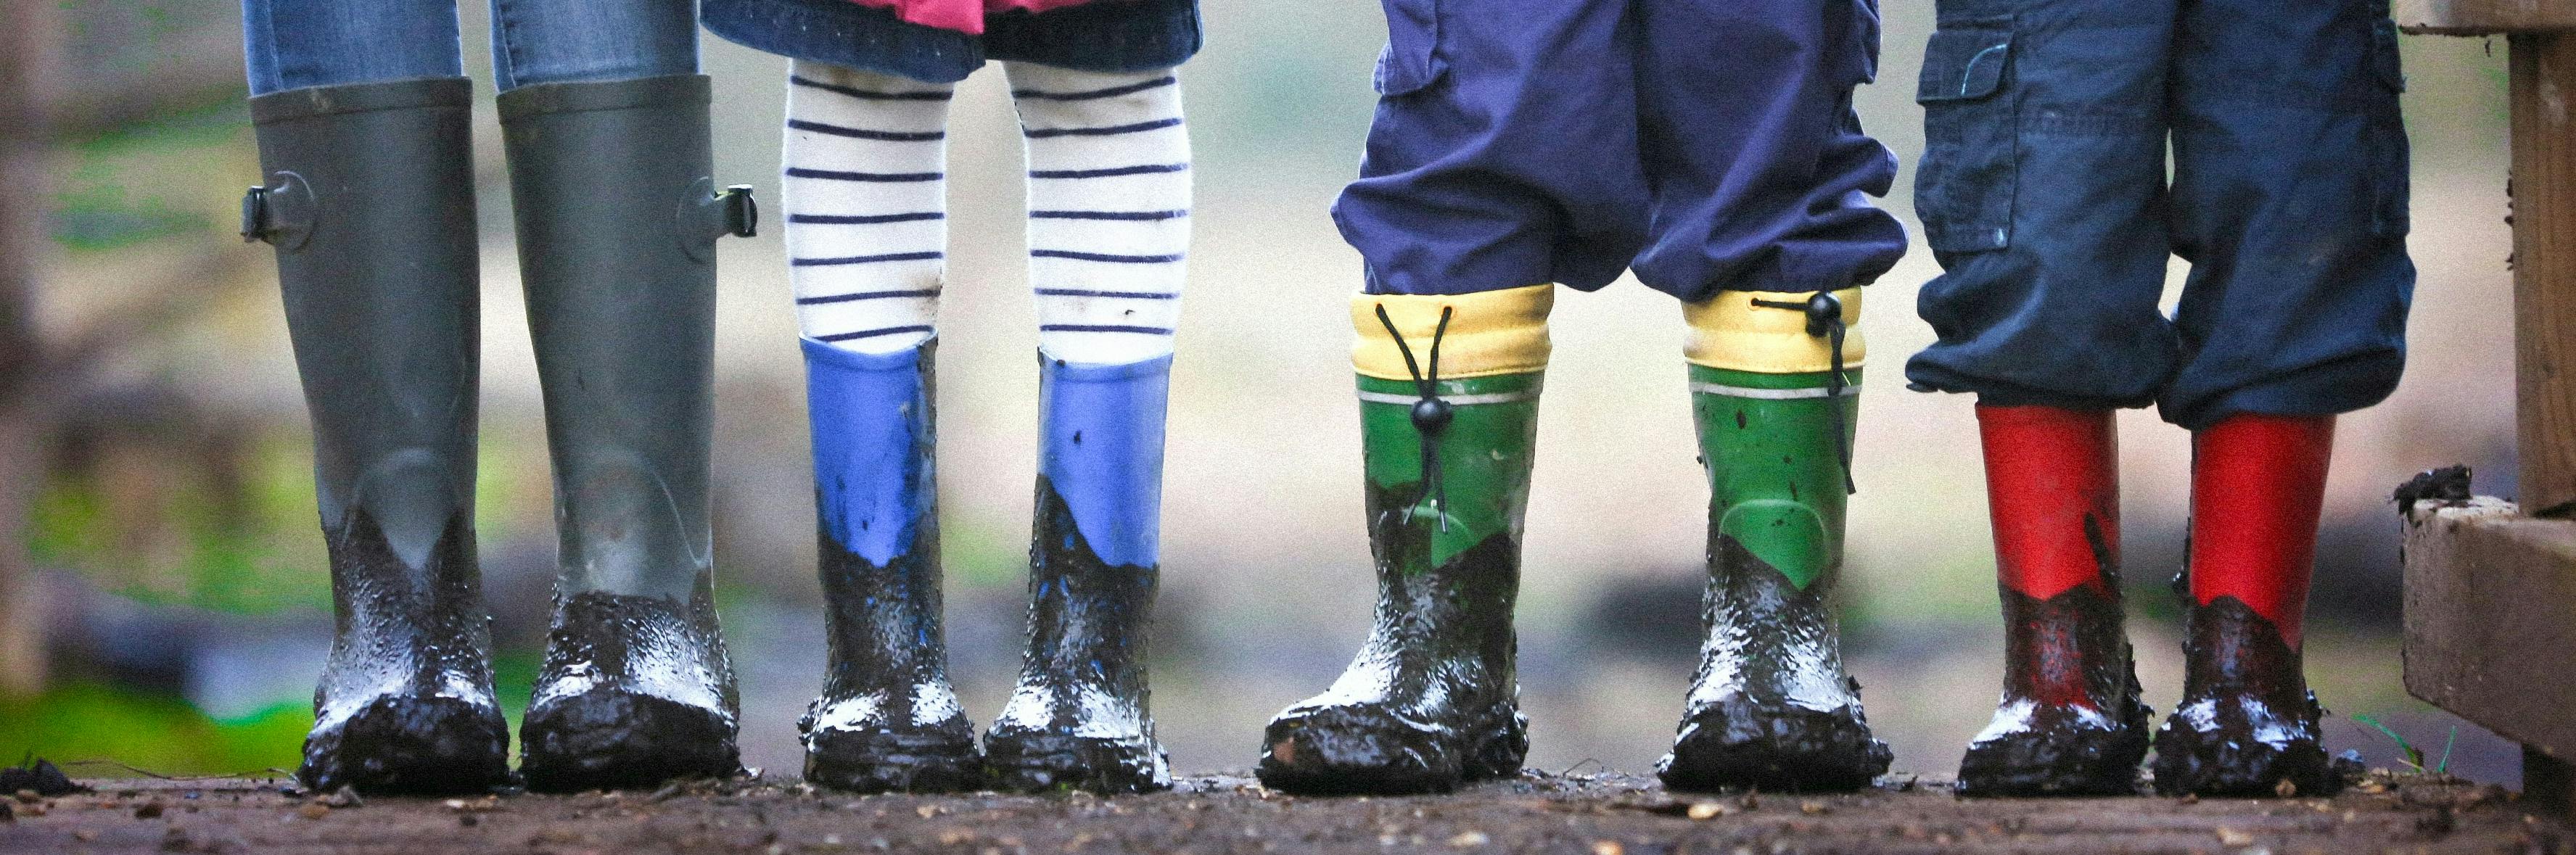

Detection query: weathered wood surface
xmin=2515 ymin=33 xmax=2576 ymax=517
xmin=2401 ymin=0 xmax=2576 ymax=34
xmin=2403 ymin=499 xmax=2576 ymax=763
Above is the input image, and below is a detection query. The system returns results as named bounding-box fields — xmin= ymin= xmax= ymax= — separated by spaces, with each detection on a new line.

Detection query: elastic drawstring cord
xmin=1374 ymin=304 xmax=1455 ymax=531
xmin=1748 ymin=292 xmax=1856 ymax=495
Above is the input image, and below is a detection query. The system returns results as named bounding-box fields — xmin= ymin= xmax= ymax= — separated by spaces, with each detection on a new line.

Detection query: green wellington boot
xmin=1257 ymin=285 xmax=1550 ymax=795
xmin=499 ymin=74 xmax=757 ymax=792
xmin=1658 ymin=288 xmax=1891 ymax=793
xmin=245 ymin=78 xmax=511 ymax=795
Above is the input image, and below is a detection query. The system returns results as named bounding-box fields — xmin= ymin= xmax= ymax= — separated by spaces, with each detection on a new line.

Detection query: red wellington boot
xmin=1956 ymin=405 xmax=2150 ymax=796
xmin=2152 ymin=414 xmax=2341 ymax=796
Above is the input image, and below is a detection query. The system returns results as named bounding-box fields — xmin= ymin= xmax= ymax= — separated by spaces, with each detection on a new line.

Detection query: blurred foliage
xmin=0 ymin=681 xmax=308 ymax=777
xmin=52 ymin=103 xmax=245 ymax=252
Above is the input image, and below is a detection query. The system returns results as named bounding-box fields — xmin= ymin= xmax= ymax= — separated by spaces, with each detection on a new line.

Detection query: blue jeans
xmin=1904 ymin=0 xmax=2414 ymax=429
xmin=242 ymin=0 xmax=699 ymax=95
xmin=1333 ymin=0 xmax=1905 ymax=301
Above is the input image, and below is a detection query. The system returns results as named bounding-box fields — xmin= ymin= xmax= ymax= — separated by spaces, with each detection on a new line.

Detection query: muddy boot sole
xmin=982 ymin=730 xmax=1170 ymax=794
xmin=1256 ymin=701 xmax=1526 ymax=796
xmin=1957 ymin=723 xmax=2148 ymax=797
xmin=1658 ymin=698 xmax=1890 ymax=793
xmin=805 ymin=725 xmax=982 ymax=794
xmin=299 ymin=695 xmax=512 ymax=795
xmin=521 ymin=689 xmax=740 ymax=793
xmin=2151 ymin=719 xmax=2340 ymax=797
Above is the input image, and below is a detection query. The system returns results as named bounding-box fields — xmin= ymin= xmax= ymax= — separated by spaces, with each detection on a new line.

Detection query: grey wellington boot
xmin=498 ymin=74 xmax=757 ymax=792
xmin=244 ymin=78 xmax=511 ymax=795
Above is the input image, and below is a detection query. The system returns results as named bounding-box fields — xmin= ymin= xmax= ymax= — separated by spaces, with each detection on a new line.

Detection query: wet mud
xmin=0 ymin=759 xmax=85 ymax=796
xmin=802 ymin=516 xmax=979 ymax=794
xmin=301 ymin=509 xmax=511 ymax=795
xmin=983 ymin=477 xmax=1169 ymax=794
xmin=1957 ymin=582 xmax=2150 ymax=797
xmin=1 ymin=770 xmax=2554 ymax=855
xmin=1658 ymin=535 xmax=1888 ymax=793
xmin=1256 ymin=482 xmax=1527 ymax=796
xmin=2154 ymin=595 xmax=2340 ymax=797
xmin=520 ymin=590 xmax=741 ymax=793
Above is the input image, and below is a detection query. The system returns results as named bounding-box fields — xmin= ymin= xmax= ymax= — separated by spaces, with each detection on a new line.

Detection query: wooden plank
xmin=2400 ymin=0 xmax=2576 ymax=34
xmin=2516 ymin=33 xmax=2576 ymax=516
xmin=2403 ymin=498 xmax=2576 ymax=760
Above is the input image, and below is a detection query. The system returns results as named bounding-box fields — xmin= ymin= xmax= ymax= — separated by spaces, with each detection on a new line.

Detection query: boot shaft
xmin=1975 ymin=405 xmax=2136 ymax=711
xmin=498 ymin=74 xmax=752 ymax=600
xmin=1016 ymin=355 xmax=1172 ymax=693
xmin=2186 ymin=413 xmax=2334 ymax=648
xmin=247 ymin=78 xmax=482 ymax=571
xmin=805 ymin=338 xmax=951 ymax=690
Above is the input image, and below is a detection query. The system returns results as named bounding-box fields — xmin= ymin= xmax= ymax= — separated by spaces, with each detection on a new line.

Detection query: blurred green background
xmin=0 ymin=0 xmax=2530 ymax=784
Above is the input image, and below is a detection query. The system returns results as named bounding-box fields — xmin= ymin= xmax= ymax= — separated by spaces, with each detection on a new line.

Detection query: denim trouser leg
xmin=242 ymin=0 xmax=466 ymax=95
xmin=1630 ymin=0 xmax=1905 ymax=300
xmin=1906 ymin=0 xmax=2413 ymax=426
xmin=1333 ymin=0 xmax=1647 ymax=297
xmin=2160 ymin=0 xmax=2411 ymax=428
xmin=489 ymin=0 xmax=699 ymax=91
xmin=246 ymin=0 xmax=699 ymax=96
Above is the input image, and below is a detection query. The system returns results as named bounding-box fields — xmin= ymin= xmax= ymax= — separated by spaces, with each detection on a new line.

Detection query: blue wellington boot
xmin=798 ymin=338 xmax=981 ymax=793
xmin=984 ymin=353 xmax=1174 ymax=793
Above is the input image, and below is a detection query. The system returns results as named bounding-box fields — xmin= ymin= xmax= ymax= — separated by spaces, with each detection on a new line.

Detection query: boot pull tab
xmin=1751 ymin=290 xmax=1857 ymax=495
xmin=240 ymin=171 xmax=314 ymax=249
xmin=678 ymin=178 xmax=758 ymax=261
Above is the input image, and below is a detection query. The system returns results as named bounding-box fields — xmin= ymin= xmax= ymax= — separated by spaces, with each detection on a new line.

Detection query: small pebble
xmin=134 ymin=800 xmax=164 ymax=819
xmin=297 ymin=803 xmax=330 ymax=821
xmin=2276 ymin=779 xmax=2300 ymax=798
xmin=1687 ymin=802 xmax=1726 ymax=820
xmin=1448 ymin=831 xmax=1490 ymax=847
xmin=1591 ymin=841 xmax=1624 ymax=855
xmin=1800 ymin=801 xmax=1829 ymax=816
xmin=2216 ymin=827 xmax=2254 ymax=846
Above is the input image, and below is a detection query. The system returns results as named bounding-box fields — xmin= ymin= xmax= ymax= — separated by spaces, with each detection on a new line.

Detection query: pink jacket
xmin=850 ymin=0 xmax=1117 ymax=34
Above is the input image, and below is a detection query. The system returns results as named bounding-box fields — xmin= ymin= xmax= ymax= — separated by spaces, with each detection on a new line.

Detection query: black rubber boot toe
xmin=1956 ymin=709 xmax=2149 ymax=797
xmin=299 ymin=695 xmax=512 ymax=795
xmin=983 ymin=727 xmax=1169 ymax=794
xmin=521 ymin=689 xmax=740 ymax=792
xmin=804 ymin=720 xmax=981 ymax=794
xmin=1256 ymin=700 xmax=1526 ymax=796
xmin=1657 ymin=694 xmax=1890 ymax=793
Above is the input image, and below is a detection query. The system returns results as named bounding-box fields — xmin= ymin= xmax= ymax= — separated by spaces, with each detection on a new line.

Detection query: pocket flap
xmin=1917 ymin=26 xmax=2012 ymax=104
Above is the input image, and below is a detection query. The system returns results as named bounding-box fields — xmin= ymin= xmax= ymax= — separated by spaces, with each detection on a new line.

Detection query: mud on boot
xmin=1655 ymin=546 xmax=1888 ymax=793
xmin=1956 ymin=574 xmax=2151 ymax=797
xmin=2151 ymin=595 xmax=2340 ymax=797
xmin=983 ymin=475 xmax=1171 ymax=794
xmin=1256 ymin=492 xmax=1532 ymax=796
xmin=520 ymin=590 xmax=742 ymax=792
xmin=1956 ymin=405 xmax=2151 ymax=797
xmin=797 ymin=341 xmax=982 ymax=793
xmin=1662 ymin=321 xmax=1888 ymax=795
xmin=247 ymin=78 xmax=511 ymax=796
xmin=1260 ymin=289 xmax=1548 ymax=796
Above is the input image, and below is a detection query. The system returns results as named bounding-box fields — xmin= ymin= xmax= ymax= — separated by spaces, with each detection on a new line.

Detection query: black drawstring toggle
xmin=1375 ymin=304 xmax=1454 ymax=531
xmin=1750 ymin=291 xmax=1857 ymax=496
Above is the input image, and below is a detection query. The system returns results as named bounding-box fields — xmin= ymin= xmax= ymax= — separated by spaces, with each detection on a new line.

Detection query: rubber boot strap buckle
xmin=678 ymin=179 xmax=757 ymax=260
xmin=240 ymin=171 xmax=314 ymax=249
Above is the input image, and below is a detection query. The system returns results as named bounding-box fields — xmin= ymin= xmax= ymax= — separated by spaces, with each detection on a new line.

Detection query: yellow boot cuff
xmin=1682 ymin=287 xmax=1866 ymax=373
xmin=1351 ymin=284 xmax=1554 ymax=381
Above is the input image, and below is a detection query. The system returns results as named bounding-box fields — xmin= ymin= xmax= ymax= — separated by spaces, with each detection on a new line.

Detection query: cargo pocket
xmin=1914 ymin=21 xmax=2017 ymax=252
xmin=1374 ymin=0 xmax=1446 ymax=96
xmin=2366 ymin=16 xmax=2410 ymax=236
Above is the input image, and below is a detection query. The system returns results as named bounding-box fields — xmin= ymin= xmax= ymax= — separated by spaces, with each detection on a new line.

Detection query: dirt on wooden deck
xmin=0 ymin=769 xmax=2564 ymax=854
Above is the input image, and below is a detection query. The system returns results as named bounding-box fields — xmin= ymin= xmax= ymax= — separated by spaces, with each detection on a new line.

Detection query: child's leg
xmin=782 ymin=61 xmax=979 ymax=795
xmin=982 ymin=62 xmax=1188 ymax=795
xmin=242 ymin=0 xmax=502 ymax=794
xmin=784 ymin=62 xmax=953 ymax=353
xmin=2149 ymin=0 xmax=2408 ymax=798
xmin=1631 ymin=0 xmax=1901 ymax=793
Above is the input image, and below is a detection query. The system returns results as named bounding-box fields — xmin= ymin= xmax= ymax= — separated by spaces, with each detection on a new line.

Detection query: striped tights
xmin=781 ymin=60 xmax=1190 ymax=365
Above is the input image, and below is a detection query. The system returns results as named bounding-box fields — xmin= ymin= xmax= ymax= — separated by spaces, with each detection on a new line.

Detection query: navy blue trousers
xmin=1904 ymin=0 xmax=2415 ymax=429
xmin=1336 ymin=0 xmax=1906 ymax=302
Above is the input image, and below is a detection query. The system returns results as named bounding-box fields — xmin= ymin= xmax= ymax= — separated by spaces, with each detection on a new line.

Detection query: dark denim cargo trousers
xmin=1904 ymin=0 xmax=2415 ymax=429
